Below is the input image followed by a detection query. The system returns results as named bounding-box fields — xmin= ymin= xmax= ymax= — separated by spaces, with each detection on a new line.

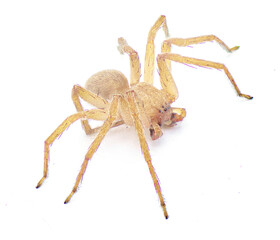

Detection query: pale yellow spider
xmin=36 ymin=15 xmax=252 ymax=219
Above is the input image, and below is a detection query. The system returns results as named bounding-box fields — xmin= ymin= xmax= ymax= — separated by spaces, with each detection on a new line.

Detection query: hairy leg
xmin=72 ymin=84 xmax=114 ymax=135
xmin=36 ymin=109 xmax=108 ymax=188
xmin=127 ymin=91 xmax=168 ymax=219
xmin=118 ymin=37 xmax=141 ymax=86
xmin=157 ymin=53 xmax=253 ymax=103
xmin=144 ymin=15 xmax=169 ymax=85
xmin=161 ymin=35 xmax=239 ymax=70
xmin=64 ymin=95 xmax=120 ymax=203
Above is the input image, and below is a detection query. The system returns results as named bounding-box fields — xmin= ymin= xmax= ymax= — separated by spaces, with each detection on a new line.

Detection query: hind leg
xmin=72 ymin=85 xmax=123 ymax=135
xmin=36 ymin=109 xmax=108 ymax=188
xmin=64 ymin=95 xmax=120 ymax=203
xmin=118 ymin=37 xmax=141 ymax=86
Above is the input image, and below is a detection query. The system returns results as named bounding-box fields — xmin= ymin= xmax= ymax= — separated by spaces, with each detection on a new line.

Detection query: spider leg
xmin=118 ymin=37 xmax=141 ymax=86
xmin=157 ymin=53 xmax=253 ymax=103
xmin=161 ymin=35 xmax=240 ymax=71
xmin=144 ymin=15 xmax=169 ymax=85
xmin=72 ymin=85 xmax=123 ymax=134
xmin=64 ymin=95 xmax=120 ymax=204
xmin=127 ymin=91 xmax=168 ymax=219
xmin=36 ymin=109 xmax=108 ymax=188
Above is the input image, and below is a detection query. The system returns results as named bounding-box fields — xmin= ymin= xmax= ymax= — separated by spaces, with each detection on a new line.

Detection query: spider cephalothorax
xmin=36 ymin=15 xmax=252 ymax=219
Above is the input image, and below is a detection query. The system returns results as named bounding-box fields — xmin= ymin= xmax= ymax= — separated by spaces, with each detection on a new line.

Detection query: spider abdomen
xmin=85 ymin=70 xmax=129 ymax=100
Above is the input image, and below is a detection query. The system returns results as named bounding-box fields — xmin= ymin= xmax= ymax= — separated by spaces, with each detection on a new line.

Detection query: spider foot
xmin=229 ymin=46 xmax=240 ymax=52
xmin=64 ymin=192 xmax=74 ymax=204
xmin=161 ymin=202 xmax=169 ymax=219
xmin=239 ymin=93 xmax=253 ymax=100
xmin=36 ymin=176 xmax=46 ymax=188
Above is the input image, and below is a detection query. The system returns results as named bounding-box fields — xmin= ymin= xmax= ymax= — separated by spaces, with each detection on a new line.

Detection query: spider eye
xmin=162 ymin=105 xmax=170 ymax=112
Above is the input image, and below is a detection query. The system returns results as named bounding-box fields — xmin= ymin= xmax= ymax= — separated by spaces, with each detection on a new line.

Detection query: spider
xmin=36 ymin=15 xmax=252 ymax=219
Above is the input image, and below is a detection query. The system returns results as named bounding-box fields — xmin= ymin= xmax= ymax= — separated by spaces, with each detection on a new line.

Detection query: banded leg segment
xmin=72 ymin=85 xmax=110 ymax=135
xmin=161 ymin=35 xmax=240 ymax=71
xmin=118 ymin=38 xmax=141 ymax=86
xmin=144 ymin=15 xmax=169 ymax=85
xmin=64 ymin=95 xmax=120 ymax=204
xmin=36 ymin=109 xmax=108 ymax=188
xmin=127 ymin=91 xmax=168 ymax=219
xmin=157 ymin=53 xmax=253 ymax=103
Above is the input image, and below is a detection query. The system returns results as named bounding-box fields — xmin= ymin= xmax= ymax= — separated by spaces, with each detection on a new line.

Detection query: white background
xmin=0 ymin=0 xmax=279 ymax=239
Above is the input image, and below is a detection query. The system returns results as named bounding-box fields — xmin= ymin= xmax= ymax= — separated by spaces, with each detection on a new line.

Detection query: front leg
xmin=157 ymin=53 xmax=253 ymax=103
xmin=161 ymin=35 xmax=239 ymax=70
xmin=127 ymin=91 xmax=168 ymax=219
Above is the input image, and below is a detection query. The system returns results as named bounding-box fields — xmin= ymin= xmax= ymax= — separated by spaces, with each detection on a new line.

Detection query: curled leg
xmin=127 ymin=91 xmax=168 ymax=219
xmin=64 ymin=95 xmax=120 ymax=204
xmin=36 ymin=109 xmax=108 ymax=188
xmin=118 ymin=37 xmax=141 ymax=86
